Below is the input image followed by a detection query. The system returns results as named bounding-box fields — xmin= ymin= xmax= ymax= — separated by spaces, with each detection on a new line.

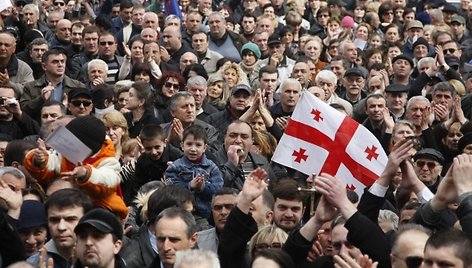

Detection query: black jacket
xmin=120 ymin=225 xmax=156 ymax=268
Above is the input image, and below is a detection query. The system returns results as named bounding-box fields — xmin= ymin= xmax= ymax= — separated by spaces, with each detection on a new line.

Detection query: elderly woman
xmin=101 ymin=110 xmax=130 ymax=161
xmin=303 ymin=36 xmax=326 ymax=76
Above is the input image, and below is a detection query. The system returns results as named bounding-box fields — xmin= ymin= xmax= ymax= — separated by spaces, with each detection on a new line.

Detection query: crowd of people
xmin=0 ymin=0 xmax=472 ymax=267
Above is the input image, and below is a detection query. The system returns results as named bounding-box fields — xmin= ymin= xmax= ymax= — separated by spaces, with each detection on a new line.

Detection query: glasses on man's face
xmin=100 ymin=41 xmax=114 ymax=46
xmin=443 ymin=48 xmax=456 ymax=54
xmin=392 ymin=254 xmax=423 ymax=268
xmin=70 ymin=100 xmax=92 ymax=107
xmin=164 ymin=82 xmax=179 ymax=89
xmin=54 ymin=1 xmax=65 ymax=6
xmin=212 ymin=204 xmax=235 ymax=211
xmin=415 ymin=160 xmax=438 ymax=169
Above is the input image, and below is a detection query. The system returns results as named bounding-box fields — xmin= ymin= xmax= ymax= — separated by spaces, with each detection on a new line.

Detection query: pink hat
xmin=341 ymin=16 xmax=355 ymax=29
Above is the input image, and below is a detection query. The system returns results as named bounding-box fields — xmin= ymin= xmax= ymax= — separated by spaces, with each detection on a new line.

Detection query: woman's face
xmin=263 ymin=6 xmax=275 ymax=18
xmin=355 ymin=26 xmax=369 ymax=40
xmin=134 ymin=71 xmax=150 ymax=82
xmin=118 ymin=91 xmax=129 ymax=109
xmin=369 ymin=36 xmax=382 ymax=48
xmin=162 ymin=77 xmax=180 ymax=98
xmin=106 ymin=124 xmax=125 ymax=146
xmin=131 ymin=41 xmax=144 ymax=60
xmin=125 ymin=88 xmax=143 ymax=110
xmin=392 ymin=124 xmax=415 ymax=144
xmin=388 ymin=46 xmax=401 ymax=60
xmin=354 ymin=7 xmax=365 ymax=19
xmin=281 ymin=32 xmax=294 ymax=45
xmin=381 ymin=9 xmax=394 ymax=23
xmin=207 ymin=81 xmax=224 ymax=99
xmin=304 ymin=40 xmax=321 ymax=61
xmin=368 ymin=52 xmax=383 ymax=67
xmin=328 ymin=22 xmax=340 ymax=34
xmin=224 ymin=68 xmax=238 ymax=87
xmin=385 ymin=27 xmax=399 ymax=43
xmin=250 ymin=116 xmax=266 ymax=131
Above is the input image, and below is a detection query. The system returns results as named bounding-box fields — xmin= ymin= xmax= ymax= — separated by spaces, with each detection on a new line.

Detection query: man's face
xmin=407 ymin=27 xmax=423 ymax=40
xmin=316 ymin=78 xmax=336 ymax=100
xmin=22 ymin=7 xmax=39 ymax=27
xmin=162 ymin=27 xmax=181 ymax=53
xmin=392 ymin=59 xmax=412 ymax=77
xmin=30 ymin=44 xmax=48 ymax=64
xmin=406 ymin=99 xmax=429 ymax=127
xmin=71 ymin=25 xmax=84 ymax=46
xmin=198 ymin=0 xmax=212 ymax=14
xmin=76 ymin=227 xmax=122 ymax=268
xmin=280 ymin=83 xmax=300 ymax=110
xmin=442 ymin=42 xmax=462 ymax=58
xmin=179 ymin=53 xmax=197 ymax=72
xmin=144 ymin=43 xmax=160 ymax=63
xmin=98 ymin=35 xmax=117 ymax=59
xmin=120 ymin=7 xmax=133 ymax=24
xmin=141 ymin=29 xmax=157 ymax=42
xmin=192 ymin=33 xmax=208 ymax=54
xmin=291 ymin=62 xmax=310 ymax=87
xmin=0 ymin=34 xmax=16 ymax=60
xmin=83 ymin=32 xmax=99 ymax=54
xmin=414 ymin=157 xmax=441 ymax=185
xmin=170 ymin=97 xmax=196 ymax=125
xmin=68 ymin=96 xmax=93 ymax=117
xmin=187 ymin=84 xmax=206 ymax=109
xmin=343 ymin=75 xmax=365 ymax=98
xmin=330 ymin=60 xmax=346 ymax=80
xmin=143 ymin=13 xmax=159 ymax=30
xmin=423 ymin=245 xmax=464 ymax=268
xmin=259 ymin=72 xmax=277 ymax=94
xmin=365 ymin=97 xmax=386 ymax=123
xmin=224 ymin=122 xmax=253 ymax=162
xmin=186 ymin=13 xmax=202 ymax=34
xmin=386 ymin=92 xmax=407 ymax=112
xmin=212 ymin=194 xmax=237 ymax=232
xmin=41 ymin=105 xmax=63 ymax=125
xmin=229 ymin=91 xmax=252 ymax=111
xmin=0 ymin=141 xmax=8 ymax=167
xmin=391 ymin=231 xmax=429 ymax=268
xmin=43 ymin=54 xmax=66 ymax=77
xmin=155 ymin=217 xmax=197 ymax=266
xmin=47 ymin=205 xmax=84 ymax=252
xmin=343 ymin=43 xmax=357 ymax=63
xmin=254 ymin=32 xmax=269 ymax=52
xmin=273 ymin=198 xmax=304 ymax=232
xmin=433 ymin=90 xmax=453 ymax=111
xmin=208 ymin=14 xmax=226 ymax=38
xmin=142 ymin=137 xmax=166 ymax=161
xmin=451 ymin=22 xmax=465 ymax=39
xmin=132 ymin=8 xmax=145 ymax=26
xmin=331 ymin=224 xmax=362 ymax=258
xmin=56 ymin=20 xmax=72 ymax=42
xmin=256 ymin=18 xmax=274 ymax=35
xmin=249 ymin=195 xmax=272 ymax=227
xmin=413 ymin=44 xmax=428 ymax=59
xmin=242 ymin=16 xmax=256 ymax=33
xmin=18 ymin=226 xmax=48 ymax=257
xmin=88 ymin=64 xmax=107 ymax=82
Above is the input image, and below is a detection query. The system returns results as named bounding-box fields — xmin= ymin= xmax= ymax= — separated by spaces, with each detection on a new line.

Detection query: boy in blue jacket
xmin=165 ymin=125 xmax=223 ymax=220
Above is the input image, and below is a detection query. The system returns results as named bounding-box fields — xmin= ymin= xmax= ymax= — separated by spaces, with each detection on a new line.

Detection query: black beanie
xmin=459 ymin=132 xmax=472 ymax=153
xmin=66 ymin=116 xmax=106 ymax=156
xmin=412 ymin=37 xmax=429 ymax=50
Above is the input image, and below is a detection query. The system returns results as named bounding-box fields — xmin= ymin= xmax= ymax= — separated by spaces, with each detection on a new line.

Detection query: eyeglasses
xmin=443 ymin=48 xmax=457 ymax=54
xmin=213 ymin=204 xmax=235 ymax=211
xmin=70 ymin=100 xmax=92 ymax=107
xmin=99 ymin=41 xmax=115 ymax=46
xmin=164 ymin=82 xmax=179 ymax=89
xmin=254 ymin=242 xmax=283 ymax=251
xmin=54 ymin=1 xmax=65 ymax=6
xmin=415 ymin=160 xmax=438 ymax=169
xmin=392 ymin=255 xmax=423 ymax=268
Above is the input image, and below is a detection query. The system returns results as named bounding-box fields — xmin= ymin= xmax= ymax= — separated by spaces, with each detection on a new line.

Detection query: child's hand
xmin=190 ymin=174 xmax=205 ymax=190
xmin=61 ymin=165 xmax=89 ymax=182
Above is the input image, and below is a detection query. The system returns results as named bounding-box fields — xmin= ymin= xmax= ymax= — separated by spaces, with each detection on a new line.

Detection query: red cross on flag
xmin=272 ymin=92 xmax=387 ymax=196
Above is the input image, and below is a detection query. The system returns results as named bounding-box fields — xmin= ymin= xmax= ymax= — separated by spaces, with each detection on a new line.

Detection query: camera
xmin=0 ymin=98 xmax=18 ymax=106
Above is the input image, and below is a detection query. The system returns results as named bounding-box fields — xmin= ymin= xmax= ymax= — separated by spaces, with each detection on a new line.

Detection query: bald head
xmin=141 ymin=28 xmax=158 ymax=41
xmin=144 ymin=12 xmax=159 ymax=30
xmin=56 ymin=19 xmax=72 ymax=42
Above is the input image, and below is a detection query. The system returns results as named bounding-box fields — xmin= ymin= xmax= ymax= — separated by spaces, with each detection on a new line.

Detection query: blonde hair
xmin=122 ymin=138 xmax=140 ymax=158
xmin=248 ymin=225 xmax=288 ymax=258
xmin=100 ymin=110 xmax=130 ymax=146
xmin=449 ymin=79 xmax=465 ymax=96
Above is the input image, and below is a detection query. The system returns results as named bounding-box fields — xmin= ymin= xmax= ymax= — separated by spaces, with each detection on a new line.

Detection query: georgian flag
xmin=272 ymin=92 xmax=388 ymax=195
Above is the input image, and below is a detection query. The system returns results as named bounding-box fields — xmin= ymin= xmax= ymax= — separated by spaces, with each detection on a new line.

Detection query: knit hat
xmin=459 ymin=132 xmax=472 ymax=153
xmin=75 ymin=208 xmax=123 ymax=240
xmin=17 ymin=200 xmax=47 ymax=231
xmin=341 ymin=16 xmax=355 ymax=29
xmin=65 ymin=116 xmax=106 ymax=156
xmin=241 ymin=42 xmax=261 ymax=60
xmin=22 ymin=29 xmax=44 ymax=45
xmin=415 ymin=12 xmax=432 ymax=26
xmin=412 ymin=37 xmax=429 ymax=50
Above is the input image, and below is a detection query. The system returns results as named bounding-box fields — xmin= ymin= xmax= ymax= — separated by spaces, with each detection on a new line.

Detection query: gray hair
xmin=208 ymin=11 xmax=225 ymax=21
xmin=315 ymin=70 xmax=338 ymax=86
xmin=0 ymin=167 xmax=25 ymax=181
xmin=417 ymin=57 xmax=435 ymax=70
xmin=280 ymin=78 xmax=302 ymax=92
xmin=187 ymin=75 xmax=207 ymax=88
xmin=406 ymin=95 xmax=430 ymax=110
xmin=88 ymin=59 xmax=108 ymax=73
xmin=23 ymin=4 xmax=39 ymax=14
xmin=155 ymin=207 xmax=197 ymax=238
xmin=378 ymin=209 xmax=399 ymax=231
xmin=30 ymin=38 xmax=49 ymax=47
xmin=175 ymin=249 xmax=220 ymax=268
xmin=170 ymin=92 xmax=195 ymax=111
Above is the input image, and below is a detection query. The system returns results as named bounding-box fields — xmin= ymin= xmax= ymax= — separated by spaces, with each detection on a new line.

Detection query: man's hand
xmin=4 ymin=98 xmax=22 ymax=118
xmin=0 ymin=69 xmax=9 ymax=85
xmin=160 ymin=46 xmax=171 ymax=63
xmin=432 ymin=101 xmax=449 ymax=122
xmin=0 ymin=178 xmax=23 ymax=219
xmin=452 ymin=154 xmax=472 ymax=196
xmin=226 ymin=145 xmax=242 ymax=166
xmin=92 ymin=77 xmax=105 ymax=86
xmin=237 ymin=168 xmax=268 ymax=214
xmin=315 ymin=173 xmax=356 ymax=219
xmin=383 ymin=107 xmax=394 ymax=132
xmin=275 ymin=116 xmax=289 ymax=130
xmin=431 ymin=164 xmax=456 ymax=210
xmin=379 ymin=139 xmax=414 ymax=186
xmin=61 ymin=165 xmax=89 ymax=182
xmin=122 ymin=42 xmax=132 ymax=58
xmin=314 ymin=195 xmax=337 ymax=225
xmin=334 ymin=253 xmax=378 ymax=268
xmin=41 ymin=82 xmax=54 ymax=101
xmin=167 ymin=118 xmax=184 ymax=142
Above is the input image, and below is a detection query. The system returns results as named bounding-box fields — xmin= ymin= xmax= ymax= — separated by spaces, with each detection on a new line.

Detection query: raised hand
xmin=452 ymin=154 xmax=472 ymax=196
xmin=226 ymin=144 xmax=243 ymax=166
xmin=41 ymin=82 xmax=54 ymax=100
xmin=334 ymin=253 xmax=378 ymax=268
xmin=237 ymin=167 xmax=268 ymax=214
xmin=315 ymin=173 xmax=355 ymax=219
xmin=0 ymin=178 xmax=23 ymax=219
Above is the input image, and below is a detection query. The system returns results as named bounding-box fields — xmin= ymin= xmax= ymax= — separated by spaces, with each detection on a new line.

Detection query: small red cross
xmin=346 ymin=184 xmax=356 ymax=191
xmin=292 ymin=148 xmax=308 ymax=163
xmin=364 ymin=145 xmax=379 ymax=161
xmin=311 ymin=109 xmax=323 ymax=122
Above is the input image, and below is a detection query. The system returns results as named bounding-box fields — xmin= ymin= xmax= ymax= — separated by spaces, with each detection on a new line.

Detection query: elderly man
xmin=186 ymin=76 xmax=218 ymax=121
xmin=412 ymin=148 xmax=444 ymax=193
xmin=49 ymin=19 xmax=73 ymax=57
xmin=21 ymin=49 xmax=84 ymax=122
xmin=385 ymin=84 xmax=408 ymax=121
xmin=143 ymin=12 xmax=159 ymax=31
xmin=86 ymin=59 xmax=108 ymax=89
xmin=179 ymin=52 xmax=198 ymax=73
xmin=207 ymin=12 xmax=246 ymax=62
xmin=191 ymin=31 xmax=223 ymax=75
xmin=315 ymin=70 xmax=352 ymax=116
xmin=22 ymin=4 xmax=53 ymax=40
xmin=405 ymin=96 xmax=430 ymax=135
xmin=162 ymin=26 xmax=194 ymax=71
xmin=141 ymin=28 xmax=158 ymax=42
xmin=25 ymin=38 xmax=49 ymax=80
xmin=161 ymin=92 xmax=219 ymax=153
xmin=340 ymin=68 xmax=367 ymax=106
xmin=0 ymin=32 xmax=34 ymax=95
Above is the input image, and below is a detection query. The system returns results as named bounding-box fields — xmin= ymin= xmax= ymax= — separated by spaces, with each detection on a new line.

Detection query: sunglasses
xmin=70 ymin=100 xmax=92 ymax=107
xmin=164 ymin=82 xmax=179 ymax=89
xmin=405 ymin=256 xmax=423 ymax=268
xmin=443 ymin=48 xmax=457 ymax=54
xmin=41 ymin=113 xmax=60 ymax=119
xmin=213 ymin=204 xmax=235 ymax=211
xmin=54 ymin=1 xmax=65 ymax=6
xmin=415 ymin=160 xmax=438 ymax=169
xmin=99 ymin=41 xmax=115 ymax=46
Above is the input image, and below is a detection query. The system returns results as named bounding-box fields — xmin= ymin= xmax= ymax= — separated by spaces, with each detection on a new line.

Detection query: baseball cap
xmin=451 ymin=15 xmax=466 ymax=25
xmin=75 ymin=208 xmax=123 ymax=240
xmin=442 ymin=3 xmax=458 ymax=14
xmin=268 ymin=33 xmax=282 ymax=46
xmin=231 ymin=84 xmax=253 ymax=96
xmin=68 ymin=87 xmax=93 ymax=100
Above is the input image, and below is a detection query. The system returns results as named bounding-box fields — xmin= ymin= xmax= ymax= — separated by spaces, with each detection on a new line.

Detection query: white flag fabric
xmin=272 ymin=92 xmax=387 ymax=195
